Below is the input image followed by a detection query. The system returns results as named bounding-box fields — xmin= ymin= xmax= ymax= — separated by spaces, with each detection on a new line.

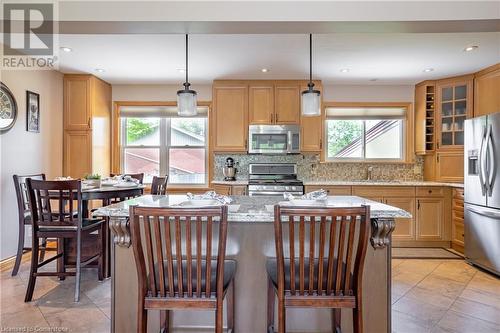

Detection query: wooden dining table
xmin=59 ymin=184 xmax=146 ymax=278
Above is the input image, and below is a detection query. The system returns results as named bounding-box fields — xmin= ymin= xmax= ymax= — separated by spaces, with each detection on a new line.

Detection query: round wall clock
xmin=0 ymin=82 xmax=18 ymax=133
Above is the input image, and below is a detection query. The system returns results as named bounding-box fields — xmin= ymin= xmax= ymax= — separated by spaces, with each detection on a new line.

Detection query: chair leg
xmin=24 ymin=236 xmax=39 ymax=302
xmin=227 ymin=280 xmax=235 ymax=332
xmin=277 ymin=297 xmax=285 ymax=333
xmin=57 ymin=238 xmax=66 ymax=281
xmin=160 ymin=310 xmax=169 ymax=333
xmin=332 ymin=309 xmax=341 ymax=333
xmin=12 ymin=223 xmax=25 ymax=276
xmin=353 ymin=301 xmax=363 ymax=333
xmin=215 ymin=299 xmax=223 ymax=333
xmin=267 ymin=278 xmax=275 ymax=332
xmin=74 ymin=230 xmax=82 ymax=302
xmin=98 ymin=223 xmax=105 ymax=281
xmin=39 ymin=237 xmax=47 ymax=262
xmin=137 ymin=300 xmax=148 ymax=333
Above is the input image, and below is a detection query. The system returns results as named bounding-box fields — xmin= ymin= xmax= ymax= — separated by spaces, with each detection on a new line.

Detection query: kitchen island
xmin=95 ymin=195 xmax=410 ymax=333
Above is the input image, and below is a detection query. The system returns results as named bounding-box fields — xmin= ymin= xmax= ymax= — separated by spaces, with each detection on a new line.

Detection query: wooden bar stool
xmin=24 ymin=179 xmax=106 ymax=302
xmin=130 ymin=205 xmax=235 ymax=333
xmin=267 ymin=205 xmax=370 ymax=333
xmin=12 ymin=174 xmax=54 ymax=276
xmin=150 ymin=175 xmax=168 ymax=195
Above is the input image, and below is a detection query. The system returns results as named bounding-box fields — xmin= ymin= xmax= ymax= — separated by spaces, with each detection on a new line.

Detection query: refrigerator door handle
xmin=479 ymin=126 xmax=487 ymax=195
xmin=486 ymin=124 xmax=495 ymax=196
xmin=468 ymin=206 xmax=500 ymax=219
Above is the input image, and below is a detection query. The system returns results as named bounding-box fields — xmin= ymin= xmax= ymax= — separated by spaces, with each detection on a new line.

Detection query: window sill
xmin=320 ymin=159 xmax=414 ymax=165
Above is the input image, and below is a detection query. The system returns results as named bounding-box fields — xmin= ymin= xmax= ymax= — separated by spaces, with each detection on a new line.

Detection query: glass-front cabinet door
xmin=437 ymin=79 xmax=472 ymax=149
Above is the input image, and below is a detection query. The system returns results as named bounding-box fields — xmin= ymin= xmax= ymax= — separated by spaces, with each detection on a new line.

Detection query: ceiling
xmin=57 ymin=33 xmax=500 ymax=85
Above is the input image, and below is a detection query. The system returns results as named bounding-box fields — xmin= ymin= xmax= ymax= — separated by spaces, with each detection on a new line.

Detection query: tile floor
xmin=1 ymin=257 xmax=499 ymax=332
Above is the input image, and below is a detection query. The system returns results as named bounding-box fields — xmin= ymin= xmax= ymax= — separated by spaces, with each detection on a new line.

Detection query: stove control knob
xmin=291 ymin=186 xmax=296 ymax=191
xmin=274 ymin=186 xmax=279 ymax=190
xmin=285 ymin=186 xmax=291 ymax=191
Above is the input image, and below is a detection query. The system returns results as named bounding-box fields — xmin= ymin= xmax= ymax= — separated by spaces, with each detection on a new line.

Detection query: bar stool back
xmin=130 ymin=205 xmax=235 ymax=333
xmin=267 ymin=205 xmax=370 ymax=333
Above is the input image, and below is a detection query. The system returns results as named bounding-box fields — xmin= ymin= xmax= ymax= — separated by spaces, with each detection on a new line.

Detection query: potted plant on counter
xmin=83 ymin=173 xmax=101 ymax=188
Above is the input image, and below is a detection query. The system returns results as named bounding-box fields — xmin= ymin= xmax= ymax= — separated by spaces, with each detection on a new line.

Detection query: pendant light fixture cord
xmin=309 ymin=33 xmax=312 ymax=84
xmin=185 ymin=34 xmax=189 ymax=87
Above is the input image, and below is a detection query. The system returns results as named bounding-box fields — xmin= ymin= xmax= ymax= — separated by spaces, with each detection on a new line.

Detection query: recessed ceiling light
xmin=60 ymin=47 xmax=72 ymax=52
xmin=95 ymin=68 xmax=105 ymax=73
xmin=464 ymin=45 xmax=479 ymax=52
xmin=423 ymin=68 xmax=434 ymax=73
xmin=261 ymin=68 xmax=269 ymax=73
xmin=177 ymin=68 xmax=186 ymax=73
xmin=340 ymin=68 xmax=350 ymax=73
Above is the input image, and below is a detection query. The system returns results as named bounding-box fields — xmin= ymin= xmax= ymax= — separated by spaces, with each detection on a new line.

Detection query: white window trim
xmin=324 ymin=115 xmax=406 ymax=163
xmin=120 ymin=117 xmax=209 ymax=186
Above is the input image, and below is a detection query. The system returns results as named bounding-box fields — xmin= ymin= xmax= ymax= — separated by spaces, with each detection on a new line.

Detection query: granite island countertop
xmin=94 ymin=194 xmax=411 ymax=221
xmin=211 ymin=180 xmax=463 ymax=188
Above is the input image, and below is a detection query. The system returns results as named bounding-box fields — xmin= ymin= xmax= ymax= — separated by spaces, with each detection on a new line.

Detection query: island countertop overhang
xmin=94 ymin=194 xmax=411 ymax=221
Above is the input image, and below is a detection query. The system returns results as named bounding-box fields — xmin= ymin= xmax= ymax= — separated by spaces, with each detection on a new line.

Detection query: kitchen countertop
xmin=211 ymin=180 xmax=464 ymax=188
xmin=94 ymin=194 xmax=411 ymax=221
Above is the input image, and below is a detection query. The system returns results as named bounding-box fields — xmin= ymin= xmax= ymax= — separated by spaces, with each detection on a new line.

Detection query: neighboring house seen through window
xmin=325 ymin=106 xmax=406 ymax=161
xmin=120 ymin=105 xmax=208 ymax=185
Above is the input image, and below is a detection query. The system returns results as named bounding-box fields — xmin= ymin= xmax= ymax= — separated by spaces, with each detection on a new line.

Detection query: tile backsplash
xmin=214 ymin=154 xmax=423 ymax=182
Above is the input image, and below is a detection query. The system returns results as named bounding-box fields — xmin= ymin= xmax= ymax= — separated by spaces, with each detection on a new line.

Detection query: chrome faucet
xmin=366 ymin=166 xmax=374 ymax=181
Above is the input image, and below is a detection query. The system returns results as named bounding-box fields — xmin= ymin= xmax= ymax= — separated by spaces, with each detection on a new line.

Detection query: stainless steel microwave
xmin=248 ymin=125 xmax=300 ymax=154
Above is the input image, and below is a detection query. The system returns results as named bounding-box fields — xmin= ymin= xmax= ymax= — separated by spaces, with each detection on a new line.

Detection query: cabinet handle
xmin=275 ymin=113 xmax=278 ymax=122
xmin=437 ymin=155 xmax=440 ymax=163
xmin=87 ymin=118 xmax=91 ymax=128
xmin=245 ymin=139 xmax=247 ymax=149
xmin=319 ymin=140 xmax=322 ymax=149
xmin=417 ymin=200 xmax=420 ymax=210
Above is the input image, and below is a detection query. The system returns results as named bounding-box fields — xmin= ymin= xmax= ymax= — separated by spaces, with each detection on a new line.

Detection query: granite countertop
xmin=211 ymin=180 xmax=463 ymax=188
xmin=94 ymin=194 xmax=411 ymax=221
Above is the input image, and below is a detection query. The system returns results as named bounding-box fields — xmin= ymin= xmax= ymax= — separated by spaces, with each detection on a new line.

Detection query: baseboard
xmin=392 ymin=240 xmax=451 ymax=248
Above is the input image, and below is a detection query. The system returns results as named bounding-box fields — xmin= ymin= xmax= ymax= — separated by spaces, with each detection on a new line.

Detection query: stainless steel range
xmin=247 ymin=163 xmax=304 ymax=197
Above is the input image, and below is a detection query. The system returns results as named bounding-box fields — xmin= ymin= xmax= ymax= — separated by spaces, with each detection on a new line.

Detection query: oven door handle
xmin=248 ymin=191 xmax=302 ymax=196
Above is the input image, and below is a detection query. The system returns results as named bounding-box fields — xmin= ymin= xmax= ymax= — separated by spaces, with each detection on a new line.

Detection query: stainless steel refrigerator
xmin=464 ymin=112 xmax=500 ymax=276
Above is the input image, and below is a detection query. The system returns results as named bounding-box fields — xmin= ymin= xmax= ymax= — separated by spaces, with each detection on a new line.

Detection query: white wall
xmin=0 ymin=70 xmax=64 ymax=260
xmin=323 ymin=84 xmax=414 ymax=102
xmin=112 ymin=84 xmax=212 ymax=102
xmin=112 ymin=83 xmax=413 ymax=103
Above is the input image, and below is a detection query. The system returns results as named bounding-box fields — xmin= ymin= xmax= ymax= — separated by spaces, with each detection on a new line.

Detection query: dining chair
xmin=12 ymin=174 xmax=54 ymax=276
xmin=110 ymin=172 xmax=144 ymax=184
xmin=130 ymin=205 xmax=235 ymax=333
xmin=24 ymin=179 xmax=106 ymax=302
xmin=150 ymin=175 xmax=168 ymax=195
xmin=267 ymin=205 xmax=370 ymax=333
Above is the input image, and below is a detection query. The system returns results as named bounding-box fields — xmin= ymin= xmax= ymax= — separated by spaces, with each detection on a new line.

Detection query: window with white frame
xmin=120 ymin=105 xmax=208 ymax=185
xmin=324 ymin=106 xmax=407 ymax=161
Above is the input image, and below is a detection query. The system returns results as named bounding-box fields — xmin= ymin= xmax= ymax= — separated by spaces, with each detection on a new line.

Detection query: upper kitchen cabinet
xmin=414 ymin=81 xmax=435 ymax=155
xmin=248 ymin=81 xmax=301 ymax=125
xmin=248 ymin=83 xmax=274 ymax=124
xmin=212 ymin=82 xmax=249 ymax=152
xmin=300 ymin=81 xmax=323 ymax=152
xmin=63 ymin=74 xmax=111 ymax=178
xmin=435 ymin=75 xmax=473 ymax=150
xmin=474 ymin=63 xmax=500 ymax=117
xmin=274 ymin=82 xmax=301 ymax=124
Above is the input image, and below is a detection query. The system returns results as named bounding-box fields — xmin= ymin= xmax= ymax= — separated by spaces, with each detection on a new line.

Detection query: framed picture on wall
xmin=26 ymin=90 xmax=40 ymax=132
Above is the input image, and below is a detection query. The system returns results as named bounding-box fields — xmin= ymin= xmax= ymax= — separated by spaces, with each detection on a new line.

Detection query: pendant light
xmin=177 ymin=34 xmax=197 ymax=116
xmin=301 ymin=34 xmax=321 ymax=116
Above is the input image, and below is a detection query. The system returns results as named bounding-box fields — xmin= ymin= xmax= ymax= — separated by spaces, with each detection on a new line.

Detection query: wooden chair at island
xmin=267 ymin=205 xmax=370 ymax=333
xmin=150 ymin=175 xmax=168 ymax=195
xmin=130 ymin=205 xmax=235 ymax=333
xmin=24 ymin=179 xmax=106 ymax=302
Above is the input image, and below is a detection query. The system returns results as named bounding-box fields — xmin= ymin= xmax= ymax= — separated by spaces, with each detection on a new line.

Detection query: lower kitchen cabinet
xmin=386 ymin=197 xmax=416 ymax=241
xmin=416 ymin=198 xmax=444 ymax=240
xmin=451 ymin=188 xmax=465 ymax=253
xmin=212 ymin=184 xmax=247 ymax=195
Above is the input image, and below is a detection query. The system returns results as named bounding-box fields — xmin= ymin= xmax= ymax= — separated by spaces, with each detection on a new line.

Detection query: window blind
xmin=325 ymin=107 xmax=406 ymax=120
